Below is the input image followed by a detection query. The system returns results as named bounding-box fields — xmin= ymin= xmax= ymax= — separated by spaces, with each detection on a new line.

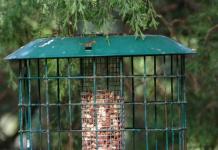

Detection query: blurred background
xmin=0 ymin=0 xmax=218 ymax=149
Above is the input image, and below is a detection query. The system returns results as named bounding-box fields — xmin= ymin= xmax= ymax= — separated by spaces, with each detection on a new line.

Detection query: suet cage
xmin=5 ymin=35 xmax=195 ymax=150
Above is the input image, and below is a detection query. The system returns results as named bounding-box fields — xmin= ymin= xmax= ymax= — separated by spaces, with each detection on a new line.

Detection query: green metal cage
xmin=5 ymin=35 xmax=195 ymax=150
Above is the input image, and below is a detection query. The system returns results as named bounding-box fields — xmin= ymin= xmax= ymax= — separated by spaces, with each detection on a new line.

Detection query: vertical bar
xmin=181 ymin=55 xmax=186 ymax=150
xmin=24 ymin=100 xmax=28 ymax=148
xmin=93 ymin=58 xmax=98 ymax=149
xmin=131 ymin=57 xmax=135 ymax=150
xmin=27 ymin=60 xmax=32 ymax=150
xmin=184 ymin=56 xmax=187 ymax=150
xmin=45 ymin=59 xmax=50 ymax=150
xmin=119 ymin=57 xmax=124 ymax=148
xmin=143 ymin=57 xmax=149 ymax=150
xmin=154 ymin=56 xmax=158 ymax=150
xmin=163 ymin=56 xmax=169 ymax=150
xmin=106 ymin=57 xmax=109 ymax=90
xmin=37 ymin=59 xmax=42 ymax=150
xmin=180 ymin=55 xmax=183 ymax=150
xmin=23 ymin=60 xmax=29 ymax=148
xmin=67 ymin=58 xmax=73 ymax=150
xmin=56 ymin=59 xmax=61 ymax=150
xmin=176 ymin=55 xmax=180 ymax=103
xmin=170 ymin=55 xmax=175 ymax=149
xmin=80 ymin=58 xmax=84 ymax=91
xmin=177 ymin=56 xmax=182 ymax=150
xmin=119 ymin=57 xmax=124 ymax=96
xmin=18 ymin=60 xmax=24 ymax=150
xmin=80 ymin=58 xmax=84 ymax=148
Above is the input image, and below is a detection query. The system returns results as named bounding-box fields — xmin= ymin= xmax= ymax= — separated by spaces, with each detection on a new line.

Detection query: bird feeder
xmin=5 ymin=35 xmax=195 ymax=150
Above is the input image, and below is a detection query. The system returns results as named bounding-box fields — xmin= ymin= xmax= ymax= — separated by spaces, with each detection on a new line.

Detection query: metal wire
xmin=27 ymin=60 xmax=32 ymax=150
xmin=131 ymin=57 xmax=135 ymax=150
xmin=45 ymin=59 xmax=51 ymax=150
xmin=17 ymin=55 xmax=187 ymax=150
xmin=143 ymin=57 xmax=149 ymax=150
xmin=67 ymin=58 xmax=73 ymax=150
xmin=18 ymin=60 xmax=24 ymax=149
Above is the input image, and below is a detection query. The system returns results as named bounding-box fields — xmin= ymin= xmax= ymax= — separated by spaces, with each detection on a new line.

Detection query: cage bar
xmin=5 ymin=35 xmax=195 ymax=150
xmin=15 ymin=55 xmax=189 ymax=149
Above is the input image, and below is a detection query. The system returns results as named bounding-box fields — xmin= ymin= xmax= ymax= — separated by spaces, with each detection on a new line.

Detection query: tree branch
xmin=158 ymin=15 xmax=175 ymax=37
xmin=158 ymin=0 xmax=200 ymax=14
xmin=158 ymin=15 xmax=186 ymax=41
xmin=204 ymin=24 xmax=218 ymax=44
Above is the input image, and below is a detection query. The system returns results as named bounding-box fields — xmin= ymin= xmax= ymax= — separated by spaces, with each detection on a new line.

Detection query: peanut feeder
xmin=5 ymin=35 xmax=195 ymax=149
xmin=81 ymin=91 xmax=124 ymax=150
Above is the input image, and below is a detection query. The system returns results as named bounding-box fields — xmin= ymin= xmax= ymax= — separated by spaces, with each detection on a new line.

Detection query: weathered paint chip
xmin=39 ymin=39 xmax=54 ymax=48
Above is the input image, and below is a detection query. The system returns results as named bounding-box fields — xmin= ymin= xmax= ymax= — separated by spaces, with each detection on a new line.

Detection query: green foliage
xmin=160 ymin=0 xmax=218 ymax=148
xmin=187 ymin=4 xmax=218 ymax=149
xmin=0 ymin=0 xmax=158 ymax=40
xmin=0 ymin=0 xmax=218 ymax=149
xmin=0 ymin=0 xmax=158 ymax=89
xmin=0 ymin=1 xmax=158 ymax=148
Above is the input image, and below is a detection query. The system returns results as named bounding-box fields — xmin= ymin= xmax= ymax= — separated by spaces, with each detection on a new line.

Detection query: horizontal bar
xmin=10 ymin=54 xmax=190 ymax=61
xmin=19 ymin=101 xmax=187 ymax=107
xmin=126 ymin=101 xmax=187 ymax=105
xmin=18 ymin=74 xmax=184 ymax=80
xmin=19 ymin=127 xmax=186 ymax=133
xmin=124 ymin=127 xmax=186 ymax=132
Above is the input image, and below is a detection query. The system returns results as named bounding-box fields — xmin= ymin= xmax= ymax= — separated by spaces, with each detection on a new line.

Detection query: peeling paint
xmin=8 ymin=55 xmax=17 ymax=59
xmin=151 ymin=48 xmax=162 ymax=52
xmin=39 ymin=39 xmax=54 ymax=47
xmin=20 ymin=51 xmax=30 ymax=56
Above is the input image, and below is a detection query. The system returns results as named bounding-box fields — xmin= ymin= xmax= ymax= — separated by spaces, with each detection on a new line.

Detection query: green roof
xmin=5 ymin=35 xmax=195 ymax=60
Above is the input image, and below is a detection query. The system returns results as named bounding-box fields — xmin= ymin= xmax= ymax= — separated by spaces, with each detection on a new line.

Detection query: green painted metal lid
xmin=5 ymin=35 xmax=195 ymax=60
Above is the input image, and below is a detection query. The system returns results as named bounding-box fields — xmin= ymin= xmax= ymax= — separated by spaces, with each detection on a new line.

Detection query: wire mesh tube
xmin=81 ymin=90 xmax=124 ymax=150
xmin=16 ymin=56 xmax=186 ymax=149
